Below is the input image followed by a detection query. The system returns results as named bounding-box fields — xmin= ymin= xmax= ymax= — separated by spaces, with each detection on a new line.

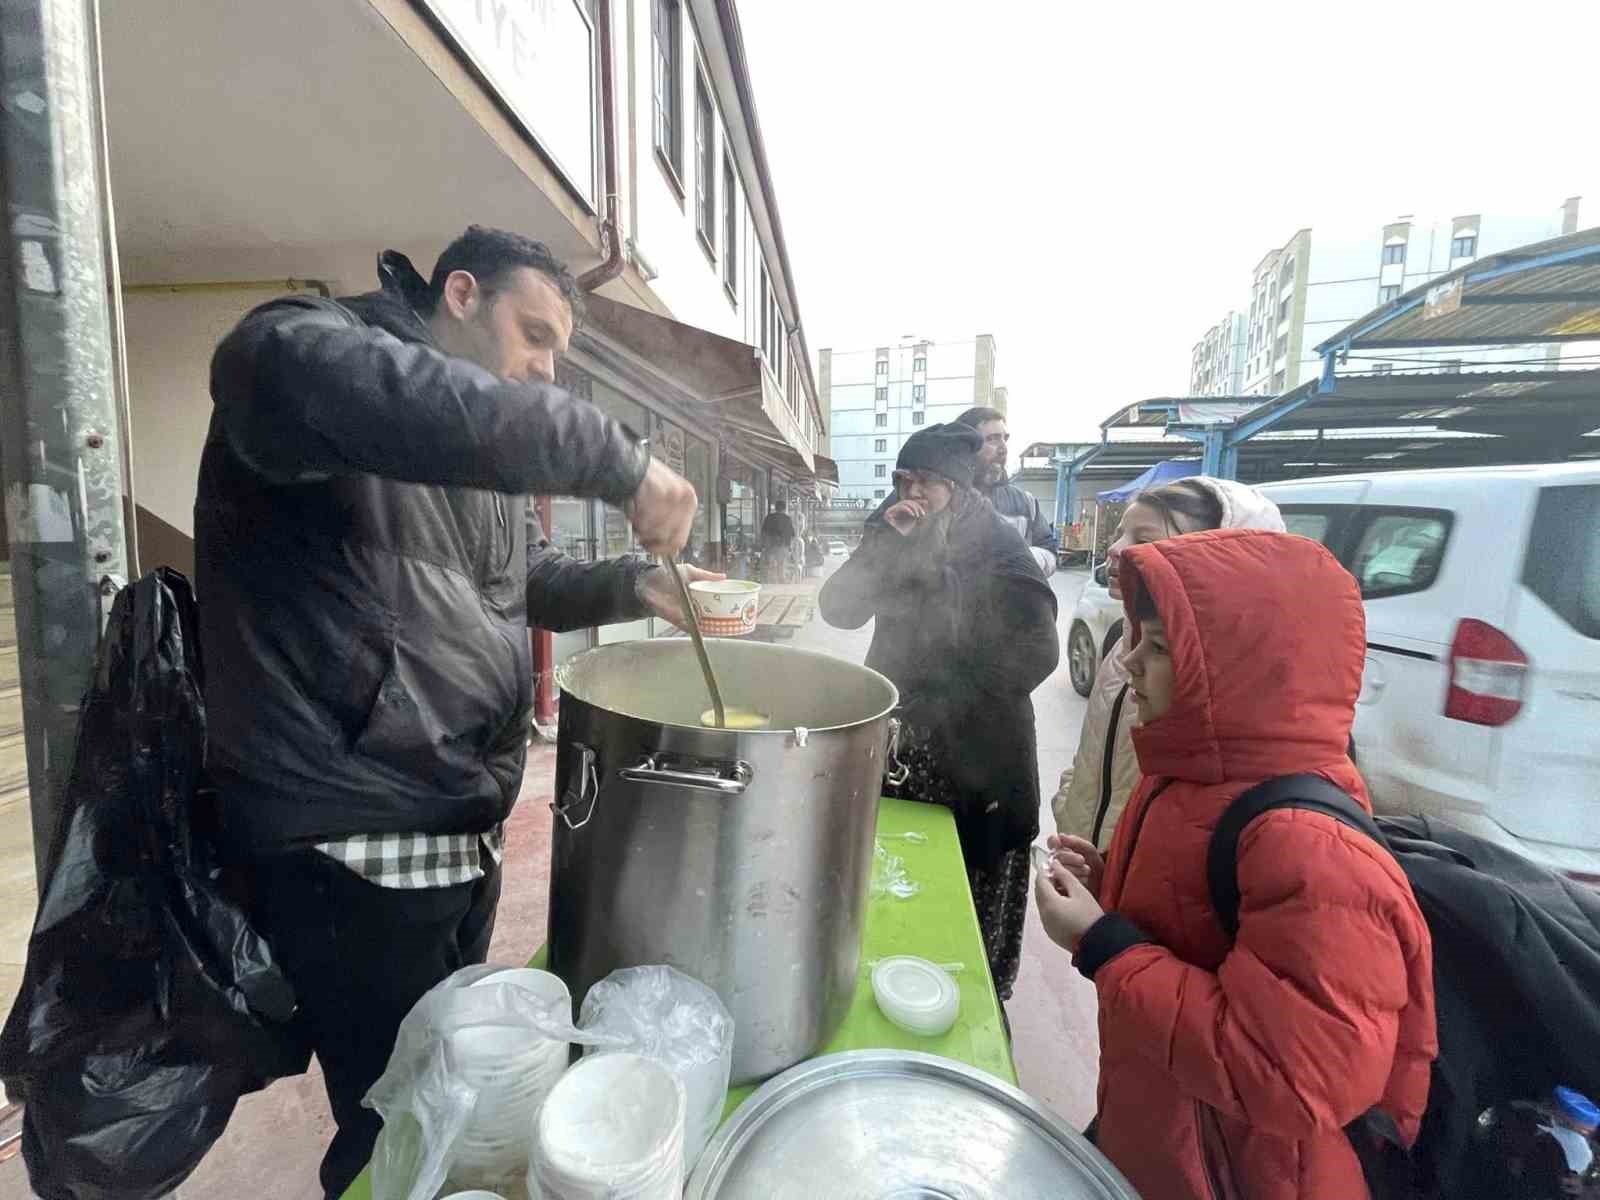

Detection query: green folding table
xmin=341 ymin=796 xmax=1014 ymax=1198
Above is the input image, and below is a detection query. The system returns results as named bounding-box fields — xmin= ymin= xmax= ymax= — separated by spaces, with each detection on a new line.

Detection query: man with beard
xmin=955 ymin=406 xmax=1056 ymax=579
xmin=819 ymin=423 xmax=1058 ymax=1001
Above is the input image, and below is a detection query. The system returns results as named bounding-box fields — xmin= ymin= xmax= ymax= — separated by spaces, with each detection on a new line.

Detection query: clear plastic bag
xmin=577 ymin=966 xmax=734 ymax=1171
xmin=365 ymin=965 xmax=610 ymax=1200
xmin=872 ymin=841 xmax=921 ymax=900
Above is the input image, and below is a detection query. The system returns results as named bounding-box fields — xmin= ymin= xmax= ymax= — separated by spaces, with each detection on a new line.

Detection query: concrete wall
xmin=120 ymin=282 xmax=346 ymax=539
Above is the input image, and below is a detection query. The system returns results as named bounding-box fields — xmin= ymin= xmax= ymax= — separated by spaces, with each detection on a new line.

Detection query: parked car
xmin=1066 ymin=560 xmax=1125 ymax=698
xmin=1255 ymin=463 xmax=1600 ymax=883
xmin=827 ymin=539 xmax=848 ymax=561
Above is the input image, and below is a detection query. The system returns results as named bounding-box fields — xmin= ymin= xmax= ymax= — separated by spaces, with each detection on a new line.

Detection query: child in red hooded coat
xmin=1036 ymin=529 xmax=1437 ymax=1200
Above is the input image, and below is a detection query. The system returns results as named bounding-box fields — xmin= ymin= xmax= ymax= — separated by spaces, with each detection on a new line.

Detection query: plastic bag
xmin=365 ymin=964 xmax=605 ymax=1200
xmin=872 ymin=841 xmax=920 ymax=900
xmin=0 ymin=569 xmax=304 ymax=1200
xmin=577 ymin=966 xmax=734 ymax=1171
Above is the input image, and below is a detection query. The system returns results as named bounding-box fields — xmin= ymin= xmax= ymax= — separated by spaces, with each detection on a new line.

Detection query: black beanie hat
xmin=895 ymin=422 xmax=983 ymax=488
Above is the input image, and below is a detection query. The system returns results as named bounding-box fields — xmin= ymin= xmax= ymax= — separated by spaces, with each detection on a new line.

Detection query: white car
xmin=827 ymin=539 xmax=849 ymax=561
xmin=1257 ymin=462 xmax=1600 ymax=884
xmin=1066 ymin=561 xmax=1126 ymax=698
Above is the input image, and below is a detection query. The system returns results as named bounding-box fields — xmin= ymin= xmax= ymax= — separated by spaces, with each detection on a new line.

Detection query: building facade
xmin=1189 ymin=312 xmax=1247 ymax=395
xmin=1201 ymin=197 xmax=1586 ymax=396
xmin=821 ymin=336 xmax=1003 ymax=501
xmin=0 ymin=0 xmax=835 ymax=976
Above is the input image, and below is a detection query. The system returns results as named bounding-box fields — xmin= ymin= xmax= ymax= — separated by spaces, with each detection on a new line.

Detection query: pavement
xmin=0 ymin=569 xmax=1100 ymax=1199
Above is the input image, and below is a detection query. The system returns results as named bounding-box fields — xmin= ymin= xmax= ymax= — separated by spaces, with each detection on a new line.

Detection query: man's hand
xmin=1046 ymin=833 xmax=1106 ymax=900
xmin=883 ymin=499 xmax=927 ymax=536
xmin=1035 ymin=858 xmax=1106 ymax=954
xmin=627 ymin=458 xmax=698 ymax=555
xmin=637 ymin=563 xmax=726 ymax=628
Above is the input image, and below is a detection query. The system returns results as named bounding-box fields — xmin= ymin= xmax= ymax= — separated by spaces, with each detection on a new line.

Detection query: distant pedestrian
xmin=804 ymin=533 xmax=825 ymax=578
xmin=760 ymin=499 xmax=797 ymax=583
xmin=819 ymin=423 xmax=1058 ymax=999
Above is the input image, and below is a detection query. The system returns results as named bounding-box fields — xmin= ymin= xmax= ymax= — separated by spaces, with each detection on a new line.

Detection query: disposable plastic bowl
xmin=468 ymin=967 xmax=572 ymax=1007
xmin=688 ymin=579 xmax=761 ymax=637
xmin=533 ymin=1053 xmax=685 ymax=1190
xmin=439 ymin=1192 xmax=508 ymax=1200
xmin=871 ymin=956 xmax=960 ymax=1038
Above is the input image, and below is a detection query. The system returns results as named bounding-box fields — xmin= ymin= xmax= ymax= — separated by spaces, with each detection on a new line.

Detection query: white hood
xmin=1186 ymin=476 xmax=1286 ymax=532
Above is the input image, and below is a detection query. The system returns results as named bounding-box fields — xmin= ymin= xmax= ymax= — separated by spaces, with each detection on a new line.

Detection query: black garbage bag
xmin=0 ymin=568 xmax=306 ymax=1200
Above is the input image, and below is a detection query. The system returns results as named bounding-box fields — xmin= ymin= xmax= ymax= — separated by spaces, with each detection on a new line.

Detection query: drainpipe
xmin=576 ymin=0 xmax=623 ymax=294
xmin=0 ymin=0 xmax=131 ymax=883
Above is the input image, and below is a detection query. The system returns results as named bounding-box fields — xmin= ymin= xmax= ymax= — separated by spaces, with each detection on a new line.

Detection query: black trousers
xmin=240 ymin=849 xmax=501 ymax=1200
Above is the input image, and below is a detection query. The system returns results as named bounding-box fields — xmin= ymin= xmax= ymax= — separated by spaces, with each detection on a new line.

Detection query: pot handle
xmin=619 ymin=754 xmax=754 ymax=795
xmin=884 ymin=717 xmax=911 ymax=787
xmin=551 ymin=743 xmax=600 ymax=830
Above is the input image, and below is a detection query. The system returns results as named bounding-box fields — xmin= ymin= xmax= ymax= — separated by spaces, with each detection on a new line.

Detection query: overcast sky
xmin=739 ymin=0 xmax=1600 ymax=454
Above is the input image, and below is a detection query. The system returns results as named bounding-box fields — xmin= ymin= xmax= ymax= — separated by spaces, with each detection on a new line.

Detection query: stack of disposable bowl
xmin=529 ymin=1053 xmax=686 ymax=1199
xmin=448 ymin=969 xmax=572 ymax=1179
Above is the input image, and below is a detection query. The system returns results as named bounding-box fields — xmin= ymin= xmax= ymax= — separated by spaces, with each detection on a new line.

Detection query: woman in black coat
xmin=820 ymin=423 xmax=1059 ymax=1000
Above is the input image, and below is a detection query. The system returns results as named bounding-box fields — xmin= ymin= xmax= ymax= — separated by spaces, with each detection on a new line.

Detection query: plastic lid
xmin=1555 ymin=1086 xmax=1600 ymax=1129
xmin=872 ymin=956 xmax=960 ymax=1037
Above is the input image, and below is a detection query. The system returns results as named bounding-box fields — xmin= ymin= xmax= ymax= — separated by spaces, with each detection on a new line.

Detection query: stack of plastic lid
xmin=871 ymin=956 xmax=961 ymax=1038
xmin=529 ymin=1053 xmax=686 ymax=1199
xmin=448 ymin=969 xmax=573 ymax=1178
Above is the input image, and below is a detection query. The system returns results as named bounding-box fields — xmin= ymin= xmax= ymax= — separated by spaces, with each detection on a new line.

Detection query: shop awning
xmin=1097 ymin=460 xmax=1199 ymax=503
xmin=580 ymin=293 xmax=822 ymax=478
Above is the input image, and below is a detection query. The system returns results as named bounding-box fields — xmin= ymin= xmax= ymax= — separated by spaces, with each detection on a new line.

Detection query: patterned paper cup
xmin=688 ymin=579 xmax=761 ymax=637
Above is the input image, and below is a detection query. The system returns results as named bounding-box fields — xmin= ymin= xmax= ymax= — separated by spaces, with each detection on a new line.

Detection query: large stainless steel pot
xmin=548 ymin=639 xmax=900 ymax=1084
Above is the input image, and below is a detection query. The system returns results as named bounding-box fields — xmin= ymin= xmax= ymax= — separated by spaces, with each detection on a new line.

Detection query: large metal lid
xmin=686 ymin=1051 xmax=1139 ymax=1200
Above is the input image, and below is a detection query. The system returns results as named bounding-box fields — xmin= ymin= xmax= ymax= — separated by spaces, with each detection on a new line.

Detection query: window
xmin=875 ymin=386 xmax=887 ymax=404
xmin=876 ymin=360 xmax=888 ymax=377
xmin=651 ymin=0 xmax=682 ymax=179
xmin=694 ymin=73 xmax=715 ymax=249
xmin=1374 ymin=362 xmax=1394 ymax=375
xmin=1523 ymin=485 xmax=1600 ymax=638
xmin=875 ymin=413 xmax=887 ymax=427
xmin=1274 ymin=333 xmax=1287 ymax=359
xmin=1280 ymin=510 xmax=1333 ymax=544
xmin=1381 ymin=242 xmax=1406 ymax=266
xmin=1452 ymin=234 xmax=1477 ymax=258
xmin=1350 ymin=510 xmax=1452 ymax=599
xmin=1379 ymin=284 xmax=1401 ymax=304
xmin=913 ymin=355 xmax=927 ymax=373
xmin=911 ymin=410 xmax=925 ymax=426
xmin=912 ymin=385 xmax=925 ymax=403
xmin=1271 ymin=370 xmax=1286 ymax=391
xmin=1443 ymin=359 xmax=1464 ymax=375
xmin=722 ymin=155 xmax=738 ymax=297
xmin=874 ymin=489 xmax=886 ymax=499
xmin=875 ymin=464 xmax=886 ymax=478
xmin=874 ymin=438 xmax=887 ymax=452
xmin=1277 ymin=295 xmax=1290 ymax=321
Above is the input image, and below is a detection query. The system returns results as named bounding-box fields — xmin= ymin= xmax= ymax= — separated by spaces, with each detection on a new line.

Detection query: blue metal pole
xmin=1202 ymin=428 xmax=1224 ymax=476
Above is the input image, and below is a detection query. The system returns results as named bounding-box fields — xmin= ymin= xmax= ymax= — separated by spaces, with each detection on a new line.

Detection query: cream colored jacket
xmin=1051 ymin=476 xmax=1286 ymax=848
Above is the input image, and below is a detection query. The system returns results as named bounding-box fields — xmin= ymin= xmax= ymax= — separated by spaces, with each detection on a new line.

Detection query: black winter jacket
xmin=981 ymin=474 xmax=1055 ymax=551
xmin=196 ymin=254 xmax=653 ymax=853
xmin=819 ymin=500 xmax=1059 ymax=865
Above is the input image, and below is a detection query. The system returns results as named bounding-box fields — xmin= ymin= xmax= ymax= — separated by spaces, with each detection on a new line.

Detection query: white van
xmin=1257 ymin=463 xmax=1600 ymax=884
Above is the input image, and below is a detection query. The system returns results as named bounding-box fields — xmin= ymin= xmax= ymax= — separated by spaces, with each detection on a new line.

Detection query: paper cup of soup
xmin=689 ymin=579 xmax=760 ymax=636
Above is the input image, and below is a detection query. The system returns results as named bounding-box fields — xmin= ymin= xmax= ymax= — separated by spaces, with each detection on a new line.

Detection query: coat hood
xmin=1185 ymin=476 xmax=1286 ymax=532
xmin=1120 ymin=529 xmax=1364 ymax=784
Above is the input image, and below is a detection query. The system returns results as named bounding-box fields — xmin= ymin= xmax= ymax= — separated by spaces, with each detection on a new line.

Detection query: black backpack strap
xmin=1207 ymin=774 xmax=1384 ymax=938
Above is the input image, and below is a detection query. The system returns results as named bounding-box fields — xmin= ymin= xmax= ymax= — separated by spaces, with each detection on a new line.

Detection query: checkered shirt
xmin=315 ymin=824 xmax=505 ymax=889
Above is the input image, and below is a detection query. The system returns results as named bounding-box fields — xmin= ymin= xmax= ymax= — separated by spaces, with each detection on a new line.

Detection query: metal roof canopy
xmin=1315 ymin=226 xmax=1600 ymax=356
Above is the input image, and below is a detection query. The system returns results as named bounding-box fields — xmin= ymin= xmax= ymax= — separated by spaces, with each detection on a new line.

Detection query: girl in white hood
xmin=1051 ymin=476 xmax=1285 ymax=849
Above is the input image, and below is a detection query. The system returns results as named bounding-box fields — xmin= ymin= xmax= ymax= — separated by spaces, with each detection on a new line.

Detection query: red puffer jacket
xmin=1075 ymin=530 xmax=1437 ymax=1200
